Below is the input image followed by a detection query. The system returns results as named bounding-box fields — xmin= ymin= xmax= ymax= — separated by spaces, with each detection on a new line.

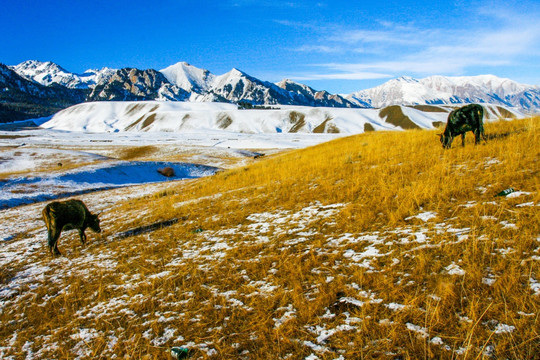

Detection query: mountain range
xmin=1 ymin=60 xmax=539 ymax=122
xmin=348 ymin=75 xmax=540 ymax=111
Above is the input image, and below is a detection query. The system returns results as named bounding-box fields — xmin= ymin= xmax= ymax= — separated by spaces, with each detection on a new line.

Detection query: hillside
xmin=0 ymin=117 xmax=538 ymax=358
xmin=42 ymin=101 xmax=525 ymax=134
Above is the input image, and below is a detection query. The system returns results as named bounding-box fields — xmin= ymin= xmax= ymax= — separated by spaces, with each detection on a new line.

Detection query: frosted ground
xmin=1 ymin=170 xmax=537 ymax=358
xmin=0 ymin=118 xmax=348 ymax=358
xmin=0 ymin=113 xmax=357 ymax=358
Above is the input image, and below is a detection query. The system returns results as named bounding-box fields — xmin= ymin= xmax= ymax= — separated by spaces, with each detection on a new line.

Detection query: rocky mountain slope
xmin=86 ymin=68 xmax=189 ymax=102
xmin=276 ymin=79 xmax=357 ymax=108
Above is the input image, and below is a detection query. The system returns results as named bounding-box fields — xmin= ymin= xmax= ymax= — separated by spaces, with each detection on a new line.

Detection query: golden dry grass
xmin=116 ymin=145 xmax=161 ymax=160
xmin=1 ymin=117 xmax=539 ymax=359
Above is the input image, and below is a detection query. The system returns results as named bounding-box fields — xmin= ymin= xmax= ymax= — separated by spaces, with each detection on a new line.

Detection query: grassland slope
xmin=1 ymin=118 xmax=539 ymax=359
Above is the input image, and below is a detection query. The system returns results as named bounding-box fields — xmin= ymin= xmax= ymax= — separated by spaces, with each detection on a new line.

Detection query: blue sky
xmin=2 ymin=0 xmax=540 ymax=93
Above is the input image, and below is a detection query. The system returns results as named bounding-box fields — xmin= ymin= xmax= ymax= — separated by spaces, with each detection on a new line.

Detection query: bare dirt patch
xmin=288 ymin=111 xmax=306 ymax=133
xmin=380 ymin=105 xmax=420 ymax=129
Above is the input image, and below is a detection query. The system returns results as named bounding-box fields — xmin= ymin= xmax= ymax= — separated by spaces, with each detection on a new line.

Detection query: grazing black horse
xmin=439 ymin=104 xmax=486 ymax=148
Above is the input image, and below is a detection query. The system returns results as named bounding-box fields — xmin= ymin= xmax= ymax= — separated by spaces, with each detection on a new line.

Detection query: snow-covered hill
xmin=347 ymin=75 xmax=540 ymax=113
xmin=42 ymin=101 xmax=525 ymax=135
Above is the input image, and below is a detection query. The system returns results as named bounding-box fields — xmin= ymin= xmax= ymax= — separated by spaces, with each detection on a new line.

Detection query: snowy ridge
xmin=277 ymin=79 xmax=357 ymax=108
xmin=42 ymin=101 xmax=525 ymax=135
xmin=85 ymin=68 xmax=188 ymax=102
xmin=348 ymin=75 xmax=540 ymax=113
xmin=11 ymin=60 xmax=115 ymax=89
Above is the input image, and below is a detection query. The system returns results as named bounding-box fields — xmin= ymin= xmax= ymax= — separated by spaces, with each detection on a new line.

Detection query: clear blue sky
xmin=2 ymin=0 xmax=540 ymax=93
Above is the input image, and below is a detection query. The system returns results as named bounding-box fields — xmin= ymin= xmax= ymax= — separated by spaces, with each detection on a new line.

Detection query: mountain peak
xmin=277 ymin=79 xmax=298 ymax=86
xmin=11 ymin=60 xmax=86 ymax=88
xmin=212 ymin=68 xmax=256 ymax=87
xmin=160 ymin=61 xmax=215 ymax=93
xmin=13 ymin=60 xmax=69 ymax=76
xmin=16 ymin=60 xmax=60 ymax=68
xmin=164 ymin=61 xmax=197 ymax=70
xmin=277 ymin=78 xmax=312 ymax=92
xmin=228 ymin=68 xmax=248 ymax=77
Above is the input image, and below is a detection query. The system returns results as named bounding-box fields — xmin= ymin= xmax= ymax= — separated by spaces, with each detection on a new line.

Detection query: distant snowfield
xmin=2 ymin=123 xmax=342 ymax=151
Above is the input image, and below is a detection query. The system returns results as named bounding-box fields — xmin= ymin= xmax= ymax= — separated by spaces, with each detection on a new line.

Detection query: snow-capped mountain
xmin=11 ymin=60 xmax=115 ymax=89
xmin=160 ymin=64 xmax=358 ymax=107
xmin=161 ymin=65 xmax=297 ymax=104
xmin=347 ymin=75 xmax=540 ymax=113
xmin=208 ymin=68 xmax=299 ymax=105
xmin=160 ymin=62 xmax=215 ymax=94
xmin=9 ymin=60 xmax=358 ymax=108
xmin=86 ymin=68 xmax=189 ymax=102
